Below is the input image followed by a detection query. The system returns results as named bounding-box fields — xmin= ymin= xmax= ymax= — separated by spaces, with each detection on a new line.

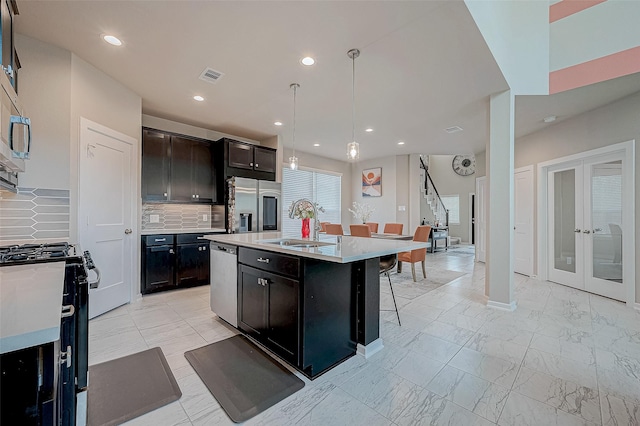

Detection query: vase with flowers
xmin=348 ymin=201 xmax=374 ymax=224
xmin=288 ymin=200 xmax=325 ymax=238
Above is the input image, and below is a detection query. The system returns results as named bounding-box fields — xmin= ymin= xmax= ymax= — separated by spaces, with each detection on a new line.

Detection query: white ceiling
xmin=15 ymin=1 xmax=640 ymax=162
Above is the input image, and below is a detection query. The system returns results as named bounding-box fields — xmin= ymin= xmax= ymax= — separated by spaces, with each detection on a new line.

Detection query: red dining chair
xmin=365 ymin=222 xmax=379 ymax=233
xmin=397 ymin=225 xmax=431 ymax=282
xmin=383 ymin=223 xmax=403 ymax=235
xmin=350 ymin=224 xmax=371 ymax=237
xmin=325 ymin=224 xmax=344 ymax=235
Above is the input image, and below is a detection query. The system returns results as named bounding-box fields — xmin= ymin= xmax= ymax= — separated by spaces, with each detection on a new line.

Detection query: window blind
xmin=282 ymin=167 xmax=341 ymax=236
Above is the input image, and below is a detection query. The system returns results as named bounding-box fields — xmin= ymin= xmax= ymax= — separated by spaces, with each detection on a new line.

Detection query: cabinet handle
xmin=574 ymin=229 xmax=581 ymax=233
xmin=257 ymin=257 xmax=270 ymax=263
xmin=198 ymin=247 xmax=202 ymax=251
xmin=196 ymin=194 xmax=199 ymax=199
xmin=250 ymin=162 xmax=253 ymax=167
xmin=255 ymin=163 xmax=259 ymax=168
xmin=583 ymin=230 xmax=591 ymax=234
xmin=163 ymin=192 xmax=168 ymax=197
xmin=192 ymin=195 xmax=195 ymax=198
xmin=154 ymin=238 xmax=166 ymax=242
xmin=169 ymin=249 xmax=174 ymax=254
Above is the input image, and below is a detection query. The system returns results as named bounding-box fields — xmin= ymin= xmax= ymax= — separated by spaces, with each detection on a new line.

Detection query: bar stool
xmin=325 ymin=224 xmax=344 ymax=235
xmin=349 ymin=224 xmax=371 ymax=237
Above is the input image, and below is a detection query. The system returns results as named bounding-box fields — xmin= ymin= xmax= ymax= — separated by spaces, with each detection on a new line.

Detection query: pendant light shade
xmin=289 ymin=83 xmax=300 ymax=170
xmin=347 ymin=48 xmax=360 ymax=160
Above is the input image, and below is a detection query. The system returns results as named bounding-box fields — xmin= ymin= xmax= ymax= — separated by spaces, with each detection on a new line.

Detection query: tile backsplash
xmin=141 ymin=203 xmax=225 ymax=231
xmin=0 ymin=187 xmax=70 ymax=241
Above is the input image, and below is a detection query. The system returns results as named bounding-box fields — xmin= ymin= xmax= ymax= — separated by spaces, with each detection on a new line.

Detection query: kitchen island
xmin=203 ymin=232 xmax=428 ymax=379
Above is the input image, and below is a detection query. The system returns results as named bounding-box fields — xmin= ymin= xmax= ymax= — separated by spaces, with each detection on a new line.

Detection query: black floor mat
xmin=87 ymin=347 xmax=181 ymax=426
xmin=184 ymin=335 xmax=305 ymax=423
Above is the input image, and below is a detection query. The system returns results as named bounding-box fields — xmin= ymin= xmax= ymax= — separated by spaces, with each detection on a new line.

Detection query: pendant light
xmin=347 ymin=48 xmax=360 ymax=160
xmin=289 ymin=83 xmax=300 ymax=170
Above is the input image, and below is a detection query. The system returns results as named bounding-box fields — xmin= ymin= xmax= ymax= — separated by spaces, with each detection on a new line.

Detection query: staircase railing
xmin=419 ymin=156 xmax=449 ymax=227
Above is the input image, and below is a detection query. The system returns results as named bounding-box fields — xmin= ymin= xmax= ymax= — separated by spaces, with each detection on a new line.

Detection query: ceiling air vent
xmin=199 ymin=67 xmax=224 ymax=84
xmin=444 ymin=126 xmax=464 ymax=134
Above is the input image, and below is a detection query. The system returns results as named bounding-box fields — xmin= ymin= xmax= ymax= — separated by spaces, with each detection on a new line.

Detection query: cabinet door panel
xmin=171 ymin=137 xmax=194 ymax=201
xmin=267 ymin=274 xmax=299 ymax=361
xmin=176 ymin=243 xmax=199 ymax=286
xmin=228 ymin=141 xmax=253 ymax=170
xmin=239 ymin=266 xmax=268 ymax=337
xmin=142 ymin=130 xmax=170 ymax=201
xmin=254 ymin=147 xmax=276 ymax=173
xmin=143 ymin=246 xmax=175 ymax=294
xmin=192 ymin=140 xmax=215 ymax=202
xmin=197 ymin=243 xmax=210 ymax=283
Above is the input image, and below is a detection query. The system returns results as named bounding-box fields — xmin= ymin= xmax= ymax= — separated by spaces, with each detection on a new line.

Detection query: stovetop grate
xmin=0 ymin=242 xmax=73 ymax=263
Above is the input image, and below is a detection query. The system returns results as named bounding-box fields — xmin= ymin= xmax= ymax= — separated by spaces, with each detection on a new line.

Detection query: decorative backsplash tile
xmin=0 ymin=187 xmax=70 ymax=241
xmin=141 ymin=203 xmax=225 ymax=231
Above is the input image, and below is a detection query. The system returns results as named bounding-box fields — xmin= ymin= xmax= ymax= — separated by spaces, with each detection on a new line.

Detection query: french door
xmin=547 ymin=152 xmax=626 ymax=301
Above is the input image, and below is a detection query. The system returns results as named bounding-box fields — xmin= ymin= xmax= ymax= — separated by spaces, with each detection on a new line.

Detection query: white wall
xmin=15 ymin=35 xmax=71 ymax=190
xmin=515 ymin=91 xmax=640 ymax=303
xmin=282 ymin=148 xmax=353 ymax=225
xmin=69 ymin=54 xmax=142 ymax=242
xmin=465 ymin=0 xmax=549 ymax=95
xmin=350 ymin=156 xmax=398 ymax=227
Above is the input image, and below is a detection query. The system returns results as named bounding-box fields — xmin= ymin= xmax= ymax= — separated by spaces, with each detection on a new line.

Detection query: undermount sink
xmin=260 ymin=238 xmax=336 ymax=248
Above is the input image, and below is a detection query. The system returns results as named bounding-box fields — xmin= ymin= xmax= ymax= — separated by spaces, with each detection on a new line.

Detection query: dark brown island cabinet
xmin=142 ymin=128 xmax=219 ymax=203
xmin=237 ymin=247 xmax=357 ymax=378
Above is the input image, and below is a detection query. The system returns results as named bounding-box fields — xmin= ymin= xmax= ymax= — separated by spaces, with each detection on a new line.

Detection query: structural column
xmin=485 ymin=90 xmax=516 ymax=310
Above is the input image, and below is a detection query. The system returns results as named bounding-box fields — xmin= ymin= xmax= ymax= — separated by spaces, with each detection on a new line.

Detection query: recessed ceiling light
xmin=274 ymin=121 xmax=283 ymax=126
xmin=102 ymin=35 xmax=122 ymax=46
xmin=398 ymin=141 xmax=405 ymax=145
xmin=543 ymin=115 xmax=557 ymax=123
xmin=313 ymin=143 xmax=320 ymax=147
xmin=193 ymin=95 xmax=204 ymax=102
xmin=301 ymin=57 xmax=315 ymax=66
xmin=365 ymin=128 xmax=373 ymax=132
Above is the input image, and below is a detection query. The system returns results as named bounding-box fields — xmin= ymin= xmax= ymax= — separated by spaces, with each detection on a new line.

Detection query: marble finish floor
xmin=89 ymin=247 xmax=640 ymax=425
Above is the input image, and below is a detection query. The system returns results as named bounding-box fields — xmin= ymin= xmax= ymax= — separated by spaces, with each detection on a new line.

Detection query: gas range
xmin=0 ymin=242 xmax=98 ymax=425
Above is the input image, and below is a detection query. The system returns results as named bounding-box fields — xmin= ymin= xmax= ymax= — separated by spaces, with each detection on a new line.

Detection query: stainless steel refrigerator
xmin=227 ymin=177 xmax=282 ymax=233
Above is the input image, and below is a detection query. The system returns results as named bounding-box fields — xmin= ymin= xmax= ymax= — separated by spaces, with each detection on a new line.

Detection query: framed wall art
xmin=362 ymin=167 xmax=382 ymax=197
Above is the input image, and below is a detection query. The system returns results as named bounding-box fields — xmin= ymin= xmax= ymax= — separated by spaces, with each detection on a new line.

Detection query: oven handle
xmin=88 ymin=266 xmax=101 ymax=289
xmin=61 ymin=304 xmax=75 ymax=318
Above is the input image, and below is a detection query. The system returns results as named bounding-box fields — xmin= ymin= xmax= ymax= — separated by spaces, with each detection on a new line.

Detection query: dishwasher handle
xmin=214 ymin=244 xmax=237 ymax=255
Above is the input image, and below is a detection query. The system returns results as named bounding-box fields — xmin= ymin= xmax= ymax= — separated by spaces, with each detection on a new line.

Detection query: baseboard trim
xmin=487 ymin=300 xmax=517 ymax=311
xmin=357 ymin=338 xmax=384 ymax=359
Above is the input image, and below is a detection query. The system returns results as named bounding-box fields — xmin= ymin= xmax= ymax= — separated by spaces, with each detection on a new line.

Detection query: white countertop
xmin=0 ymin=262 xmax=67 ymax=354
xmin=141 ymin=228 xmax=226 ymax=235
xmin=203 ymin=232 xmax=428 ymax=264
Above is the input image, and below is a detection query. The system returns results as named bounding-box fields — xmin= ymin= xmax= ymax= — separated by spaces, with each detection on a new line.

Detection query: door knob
xmin=583 ymin=230 xmax=591 ymax=234
xmin=124 ymin=228 xmax=132 ymax=234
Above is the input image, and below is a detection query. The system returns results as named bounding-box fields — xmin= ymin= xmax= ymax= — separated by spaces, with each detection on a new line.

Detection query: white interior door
xmin=546 ymin=152 xmax=627 ymax=301
xmin=475 ymin=177 xmax=486 ymax=263
xmin=514 ymin=167 xmax=533 ymax=276
xmin=583 ymin=156 xmax=625 ymax=301
xmin=548 ymin=162 xmax=584 ymax=289
xmin=79 ymin=118 xmax=135 ymax=319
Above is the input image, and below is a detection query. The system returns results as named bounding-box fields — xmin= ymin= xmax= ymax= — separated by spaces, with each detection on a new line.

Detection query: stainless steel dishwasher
xmin=210 ymin=242 xmax=238 ymax=327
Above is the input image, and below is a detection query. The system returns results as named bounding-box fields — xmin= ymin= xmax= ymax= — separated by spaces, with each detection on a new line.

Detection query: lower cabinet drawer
xmin=432 ymin=231 xmax=447 ymax=239
xmin=238 ymin=248 xmax=300 ymax=279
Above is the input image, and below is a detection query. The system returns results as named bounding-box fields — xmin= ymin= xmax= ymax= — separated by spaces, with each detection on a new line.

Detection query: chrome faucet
xmin=289 ymin=198 xmax=324 ymax=241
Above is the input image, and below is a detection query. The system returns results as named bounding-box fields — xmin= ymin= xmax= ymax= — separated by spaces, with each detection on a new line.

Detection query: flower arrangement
xmin=348 ymin=202 xmax=374 ymax=223
xmin=288 ymin=200 xmax=324 ymax=219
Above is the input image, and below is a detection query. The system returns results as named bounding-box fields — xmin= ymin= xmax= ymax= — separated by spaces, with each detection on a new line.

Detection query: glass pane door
xmin=548 ymin=166 xmax=583 ymax=288
xmin=585 ymin=159 xmax=625 ymax=300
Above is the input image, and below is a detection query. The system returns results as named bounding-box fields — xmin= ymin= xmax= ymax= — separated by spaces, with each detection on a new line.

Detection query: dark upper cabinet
xmin=0 ymin=0 xmax=19 ymax=90
xmin=254 ymin=146 xmax=276 ymax=173
xmin=221 ymin=138 xmax=277 ymax=180
xmin=142 ymin=128 xmax=218 ymax=203
xmin=142 ymin=129 xmax=171 ymax=201
xmin=228 ymin=141 xmax=254 ymax=170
